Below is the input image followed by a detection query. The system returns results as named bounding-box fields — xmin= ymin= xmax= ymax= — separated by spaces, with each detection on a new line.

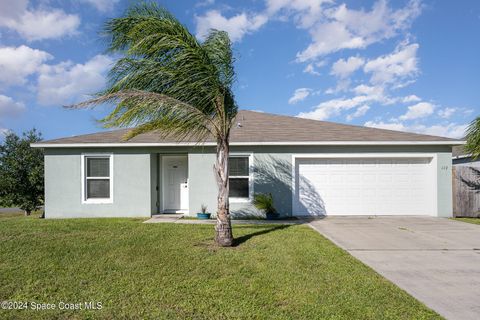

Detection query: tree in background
xmin=71 ymin=3 xmax=238 ymax=246
xmin=465 ymin=116 xmax=480 ymax=159
xmin=0 ymin=129 xmax=44 ymax=216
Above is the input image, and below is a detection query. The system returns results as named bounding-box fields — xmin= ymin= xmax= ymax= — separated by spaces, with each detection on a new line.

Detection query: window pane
xmin=86 ymin=179 xmax=110 ymax=198
xmin=229 ymin=178 xmax=249 ymax=198
xmin=229 ymin=157 xmax=249 ymax=176
xmin=87 ymin=157 xmax=110 ymax=177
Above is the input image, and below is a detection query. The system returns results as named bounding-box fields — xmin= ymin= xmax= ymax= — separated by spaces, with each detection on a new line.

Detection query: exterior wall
xmin=43 ymin=144 xmax=454 ymax=218
xmin=436 ymin=153 xmax=453 ymax=217
xmin=187 ymin=145 xmax=453 ymax=218
xmin=44 ymin=148 xmax=153 ymax=218
xmin=150 ymin=154 xmax=159 ymax=214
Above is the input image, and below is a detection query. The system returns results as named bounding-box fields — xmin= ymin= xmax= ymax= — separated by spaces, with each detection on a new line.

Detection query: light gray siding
xmin=43 ymin=144 xmax=453 ymax=218
xmin=187 ymin=145 xmax=453 ymax=218
xmin=436 ymin=153 xmax=453 ymax=217
xmin=44 ymin=149 xmax=152 ymax=218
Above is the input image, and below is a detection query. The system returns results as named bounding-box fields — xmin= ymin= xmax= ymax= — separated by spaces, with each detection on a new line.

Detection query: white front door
xmin=162 ymin=156 xmax=188 ymax=212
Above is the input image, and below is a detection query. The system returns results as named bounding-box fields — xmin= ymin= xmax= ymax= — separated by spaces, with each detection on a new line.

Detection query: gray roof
xmin=35 ymin=110 xmax=462 ymax=146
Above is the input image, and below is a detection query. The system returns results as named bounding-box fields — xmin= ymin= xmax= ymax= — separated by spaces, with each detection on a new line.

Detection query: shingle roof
xmin=35 ymin=110 xmax=462 ymax=146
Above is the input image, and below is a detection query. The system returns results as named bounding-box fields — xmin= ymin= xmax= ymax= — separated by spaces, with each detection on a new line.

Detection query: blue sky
xmin=0 ymin=0 xmax=478 ymax=140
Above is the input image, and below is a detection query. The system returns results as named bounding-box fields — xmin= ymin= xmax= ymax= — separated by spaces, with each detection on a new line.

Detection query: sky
xmin=0 ymin=0 xmax=479 ymax=140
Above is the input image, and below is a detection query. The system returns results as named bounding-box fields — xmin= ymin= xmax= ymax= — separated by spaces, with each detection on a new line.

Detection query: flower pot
xmin=265 ymin=213 xmax=278 ymax=220
xmin=197 ymin=213 xmax=211 ymax=219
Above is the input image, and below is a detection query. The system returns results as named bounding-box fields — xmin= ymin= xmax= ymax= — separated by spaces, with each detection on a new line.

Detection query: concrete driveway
xmin=309 ymin=216 xmax=480 ymax=320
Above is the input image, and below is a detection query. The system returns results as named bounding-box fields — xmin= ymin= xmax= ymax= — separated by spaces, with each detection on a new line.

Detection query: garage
xmin=293 ymin=156 xmax=435 ymax=216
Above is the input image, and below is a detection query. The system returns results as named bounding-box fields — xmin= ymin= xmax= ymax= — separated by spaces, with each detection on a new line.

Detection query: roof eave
xmin=31 ymin=140 xmax=466 ymax=148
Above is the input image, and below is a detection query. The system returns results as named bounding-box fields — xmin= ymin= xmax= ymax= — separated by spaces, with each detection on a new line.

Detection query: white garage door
xmin=293 ymin=157 xmax=434 ymax=216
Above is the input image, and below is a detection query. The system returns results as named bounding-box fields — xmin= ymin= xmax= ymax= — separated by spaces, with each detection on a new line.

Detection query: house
xmin=31 ymin=110 xmax=463 ymax=219
xmin=452 ymin=145 xmax=480 ymax=166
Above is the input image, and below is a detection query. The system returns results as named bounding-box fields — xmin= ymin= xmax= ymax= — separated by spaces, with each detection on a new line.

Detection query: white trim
xmin=31 ymin=140 xmax=465 ymax=148
xmin=291 ymin=153 xmax=438 ymax=217
xmin=81 ymin=153 xmax=113 ymax=204
xmin=229 ymin=152 xmax=254 ymax=203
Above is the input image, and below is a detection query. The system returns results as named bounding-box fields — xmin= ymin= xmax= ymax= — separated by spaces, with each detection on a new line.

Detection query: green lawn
xmin=0 ymin=215 xmax=439 ymax=319
xmin=453 ymin=217 xmax=480 ymax=225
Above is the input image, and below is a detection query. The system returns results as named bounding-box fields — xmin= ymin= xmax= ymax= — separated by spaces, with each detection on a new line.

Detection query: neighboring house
xmin=452 ymin=145 xmax=480 ymax=166
xmin=32 ymin=110 xmax=463 ymax=219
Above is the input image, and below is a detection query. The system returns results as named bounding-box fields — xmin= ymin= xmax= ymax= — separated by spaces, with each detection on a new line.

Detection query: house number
xmin=441 ymin=166 xmax=449 ymax=170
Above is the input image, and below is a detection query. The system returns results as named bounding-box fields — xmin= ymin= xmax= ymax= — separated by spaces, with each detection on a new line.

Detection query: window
xmin=82 ymin=155 xmax=112 ymax=203
xmin=229 ymin=156 xmax=251 ymax=200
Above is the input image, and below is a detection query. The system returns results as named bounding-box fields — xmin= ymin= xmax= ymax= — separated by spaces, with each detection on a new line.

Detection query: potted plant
xmin=253 ymin=193 xmax=278 ymax=220
xmin=197 ymin=204 xmax=211 ymax=219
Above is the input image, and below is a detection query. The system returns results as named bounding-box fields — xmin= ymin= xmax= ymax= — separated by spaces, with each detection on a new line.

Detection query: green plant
xmin=0 ymin=129 xmax=44 ymax=215
xmin=69 ymin=2 xmax=239 ymax=246
xmin=201 ymin=204 xmax=208 ymax=214
xmin=253 ymin=193 xmax=277 ymax=215
xmin=465 ymin=116 xmax=480 ymax=159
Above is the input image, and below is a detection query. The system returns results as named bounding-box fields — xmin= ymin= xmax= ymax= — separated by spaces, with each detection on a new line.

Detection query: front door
xmin=162 ymin=156 xmax=188 ymax=213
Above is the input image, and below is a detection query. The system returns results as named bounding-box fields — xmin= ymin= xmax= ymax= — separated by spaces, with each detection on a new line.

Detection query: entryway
xmin=161 ymin=155 xmax=188 ymax=213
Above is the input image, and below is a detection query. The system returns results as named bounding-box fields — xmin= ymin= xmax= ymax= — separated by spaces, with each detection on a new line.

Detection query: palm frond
xmin=202 ymin=30 xmax=236 ymax=88
xmin=466 ymin=116 xmax=480 ymax=159
xmin=68 ymin=90 xmax=218 ymax=141
xmin=67 ymin=2 xmax=238 ymax=142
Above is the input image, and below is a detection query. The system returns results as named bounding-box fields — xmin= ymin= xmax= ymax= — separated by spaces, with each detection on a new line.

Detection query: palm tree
xmin=465 ymin=116 xmax=480 ymax=159
xmin=70 ymin=3 xmax=237 ymax=246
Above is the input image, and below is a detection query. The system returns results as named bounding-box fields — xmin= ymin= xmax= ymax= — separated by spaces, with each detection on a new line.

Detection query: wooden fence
xmin=453 ymin=166 xmax=480 ymax=217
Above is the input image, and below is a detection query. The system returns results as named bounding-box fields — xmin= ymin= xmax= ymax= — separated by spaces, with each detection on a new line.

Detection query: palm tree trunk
xmin=214 ymin=137 xmax=233 ymax=246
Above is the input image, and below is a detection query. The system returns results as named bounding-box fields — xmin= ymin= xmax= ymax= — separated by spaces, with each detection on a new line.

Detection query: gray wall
xmin=44 ymin=148 xmax=153 ymax=218
xmin=43 ymin=144 xmax=453 ymax=218
xmin=187 ymin=145 xmax=453 ymax=218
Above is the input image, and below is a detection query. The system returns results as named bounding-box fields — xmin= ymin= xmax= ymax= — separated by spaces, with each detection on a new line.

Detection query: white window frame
xmin=229 ymin=153 xmax=254 ymax=203
xmin=81 ymin=153 xmax=113 ymax=204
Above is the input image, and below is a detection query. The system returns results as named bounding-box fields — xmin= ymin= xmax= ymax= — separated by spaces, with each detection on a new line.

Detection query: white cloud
xmin=0 ymin=127 xmax=10 ymax=137
xmin=364 ymin=120 xmax=467 ymax=138
xmin=196 ymin=0 xmax=215 ymax=7
xmin=0 ymin=95 xmax=26 ymax=118
xmin=37 ymin=55 xmax=113 ymax=106
xmin=81 ymin=0 xmax=119 ymax=12
xmin=303 ymin=61 xmax=326 ymax=75
xmin=303 ymin=63 xmax=320 ymax=75
xmin=288 ymin=88 xmax=311 ymax=104
xmin=331 ymin=56 xmax=365 ymax=78
xmin=195 ymin=10 xmax=268 ymax=42
xmin=295 ymin=0 xmax=422 ymax=61
xmin=402 ymin=94 xmax=421 ymax=103
xmin=299 ymin=82 xmax=397 ymax=121
xmin=0 ymin=45 xmax=52 ymax=86
xmin=346 ymin=105 xmax=369 ymax=121
xmin=364 ymin=42 xmax=419 ymax=86
xmin=298 ymin=94 xmax=374 ymax=120
xmin=325 ymin=79 xmax=351 ymax=94
xmin=352 ymin=84 xmax=381 ymax=96
xmin=0 ymin=1 xmax=80 ymax=41
xmin=438 ymin=107 xmax=456 ymax=119
xmin=398 ymin=102 xmax=435 ymax=120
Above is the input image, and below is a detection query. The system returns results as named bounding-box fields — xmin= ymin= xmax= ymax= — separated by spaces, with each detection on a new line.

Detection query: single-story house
xmin=32 ymin=110 xmax=463 ymax=219
xmin=452 ymin=145 xmax=480 ymax=166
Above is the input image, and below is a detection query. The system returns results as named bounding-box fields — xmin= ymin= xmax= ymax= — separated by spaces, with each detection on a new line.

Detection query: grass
xmin=453 ymin=217 xmax=480 ymax=225
xmin=0 ymin=215 xmax=440 ymax=319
